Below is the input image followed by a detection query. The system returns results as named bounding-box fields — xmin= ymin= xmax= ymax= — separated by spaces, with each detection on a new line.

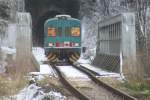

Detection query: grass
xmin=99 ymin=77 xmax=150 ymax=99
xmin=38 ymin=76 xmax=71 ymax=96
xmin=120 ymin=81 xmax=150 ymax=96
xmin=0 ymin=53 xmax=28 ymax=97
xmin=76 ymin=86 xmax=93 ymax=90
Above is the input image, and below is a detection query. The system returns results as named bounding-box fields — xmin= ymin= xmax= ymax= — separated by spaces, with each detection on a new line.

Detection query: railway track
xmin=72 ymin=64 xmax=137 ymax=100
xmin=48 ymin=60 xmax=137 ymax=100
xmin=49 ymin=63 xmax=89 ymax=100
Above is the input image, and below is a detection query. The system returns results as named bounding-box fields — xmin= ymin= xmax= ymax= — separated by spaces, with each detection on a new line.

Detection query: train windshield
xmin=71 ymin=27 xmax=80 ymax=36
xmin=57 ymin=27 xmax=62 ymax=36
xmin=48 ymin=27 xmax=56 ymax=37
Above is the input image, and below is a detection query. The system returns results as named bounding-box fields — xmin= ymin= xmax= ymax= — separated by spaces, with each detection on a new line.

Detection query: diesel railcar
xmin=44 ymin=15 xmax=81 ymax=61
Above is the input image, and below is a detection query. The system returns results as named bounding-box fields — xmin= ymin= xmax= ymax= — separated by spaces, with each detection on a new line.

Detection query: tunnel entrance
xmin=25 ymin=0 xmax=80 ymax=46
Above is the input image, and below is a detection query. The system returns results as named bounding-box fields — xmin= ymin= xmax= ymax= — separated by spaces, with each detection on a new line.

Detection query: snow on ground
xmin=1 ymin=46 xmax=16 ymax=54
xmin=77 ymin=48 xmax=96 ymax=64
xmin=1 ymin=84 xmax=66 ymax=100
xmin=32 ymin=47 xmax=47 ymax=63
xmin=15 ymin=84 xmax=66 ymax=100
xmin=32 ymin=47 xmax=57 ymax=77
xmin=57 ymin=66 xmax=89 ymax=79
xmin=32 ymin=47 xmax=121 ymax=79
xmin=40 ymin=64 xmax=55 ymax=75
xmin=77 ymin=57 xmax=122 ymax=79
xmin=28 ymin=65 xmax=57 ymax=80
xmin=81 ymin=63 xmax=121 ymax=78
xmin=77 ymin=57 xmax=91 ymax=64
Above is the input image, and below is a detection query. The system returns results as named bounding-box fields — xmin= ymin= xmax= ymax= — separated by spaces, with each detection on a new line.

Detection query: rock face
xmin=79 ymin=0 xmax=100 ymax=51
xmin=0 ymin=0 xmax=17 ymax=73
xmin=0 ymin=0 xmax=17 ymax=47
xmin=79 ymin=0 xmax=127 ymax=51
xmin=0 ymin=0 xmax=12 ymax=20
xmin=0 ymin=0 xmax=16 ymax=21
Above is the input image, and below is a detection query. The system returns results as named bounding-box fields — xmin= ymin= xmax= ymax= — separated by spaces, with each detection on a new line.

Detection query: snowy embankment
xmin=77 ymin=56 xmax=122 ymax=80
xmin=32 ymin=47 xmax=56 ymax=76
xmin=1 ymin=47 xmax=16 ymax=54
xmin=32 ymin=47 xmax=47 ymax=63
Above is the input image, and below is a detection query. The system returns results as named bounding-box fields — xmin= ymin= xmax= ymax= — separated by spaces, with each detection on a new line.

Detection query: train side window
xmin=48 ymin=27 xmax=56 ymax=37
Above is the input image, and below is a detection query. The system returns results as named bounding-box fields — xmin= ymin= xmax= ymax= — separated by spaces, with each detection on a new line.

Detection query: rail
xmin=50 ymin=63 xmax=89 ymax=100
xmin=72 ymin=64 xmax=137 ymax=100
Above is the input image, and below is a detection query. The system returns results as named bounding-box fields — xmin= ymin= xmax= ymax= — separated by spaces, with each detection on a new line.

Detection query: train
xmin=44 ymin=15 xmax=81 ymax=62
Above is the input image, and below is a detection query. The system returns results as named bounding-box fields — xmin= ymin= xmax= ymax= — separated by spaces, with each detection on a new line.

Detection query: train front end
xmin=44 ymin=15 xmax=81 ymax=63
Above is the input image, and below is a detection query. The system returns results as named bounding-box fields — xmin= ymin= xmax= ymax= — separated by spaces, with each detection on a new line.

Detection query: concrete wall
xmin=93 ymin=13 xmax=136 ymax=73
xmin=16 ymin=12 xmax=32 ymax=73
xmin=121 ymin=13 xmax=136 ymax=58
xmin=31 ymin=54 xmax=40 ymax=71
xmin=97 ymin=13 xmax=136 ymax=57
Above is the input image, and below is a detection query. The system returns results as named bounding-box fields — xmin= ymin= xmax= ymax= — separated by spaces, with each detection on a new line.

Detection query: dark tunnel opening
xmin=36 ymin=11 xmax=60 ymax=47
xmin=25 ymin=0 xmax=80 ymax=46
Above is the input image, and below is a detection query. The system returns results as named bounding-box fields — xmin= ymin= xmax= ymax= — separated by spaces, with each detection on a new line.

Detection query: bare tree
xmin=99 ymin=0 xmax=112 ymax=17
xmin=123 ymin=0 xmax=150 ymax=52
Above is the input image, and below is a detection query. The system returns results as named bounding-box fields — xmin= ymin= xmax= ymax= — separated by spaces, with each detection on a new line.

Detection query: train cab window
xmin=48 ymin=27 xmax=56 ymax=37
xmin=71 ymin=27 xmax=80 ymax=36
xmin=57 ymin=27 xmax=62 ymax=36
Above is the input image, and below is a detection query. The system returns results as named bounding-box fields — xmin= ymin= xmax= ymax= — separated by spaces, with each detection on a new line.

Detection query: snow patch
xmin=1 ymin=46 xmax=16 ymax=54
xmin=40 ymin=64 xmax=52 ymax=74
xmin=77 ymin=57 xmax=122 ymax=79
xmin=81 ymin=63 xmax=121 ymax=79
xmin=32 ymin=47 xmax=47 ymax=63
xmin=57 ymin=66 xmax=89 ymax=79
xmin=78 ymin=47 xmax=96 ymax=64
xmin=15 ymin=84 xmax=66 ymax=100
xmin=29 ymin=65 xmax=57 ymax=80
xmin=77 ymin=57 xmax=91 ymax=64
xmin=32 ymin=47 xmax=57 ymax=77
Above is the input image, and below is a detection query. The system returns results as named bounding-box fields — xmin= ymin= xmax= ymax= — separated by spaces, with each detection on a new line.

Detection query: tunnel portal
xmin=25 ymin=0 xmax=80 ymax=46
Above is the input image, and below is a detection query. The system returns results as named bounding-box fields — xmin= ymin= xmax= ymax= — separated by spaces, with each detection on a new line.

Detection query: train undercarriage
xmin=45 ymin=48 xmax=81 ymax=63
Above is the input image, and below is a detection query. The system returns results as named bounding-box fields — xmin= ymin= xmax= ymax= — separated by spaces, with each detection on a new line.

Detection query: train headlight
xmin=71 ymin=27 xmax=80 ymax=36
xmin=75 ymin=43 xmax=79 ymax=47
xmin=49 ymin=43 xmax=53 ymax=47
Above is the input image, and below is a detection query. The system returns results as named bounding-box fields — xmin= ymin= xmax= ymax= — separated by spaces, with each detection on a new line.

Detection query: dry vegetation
xmin=99 ymin=51 xmax=150 ymax=99
xmin=0 ymin=53 xmax=29 ymax=96
xmin=99 ymin=77 xmax=150 ymax=100
xmin=0 ymin=75 xmax=27 ymax=96
xmin=37 ymin=76 xmax=72 ymax=96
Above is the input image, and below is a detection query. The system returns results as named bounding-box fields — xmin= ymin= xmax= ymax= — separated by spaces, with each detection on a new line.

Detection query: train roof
xmin=55 ymin=15 xmax=71 ymax=18
xmin=45 ymin=15 xmax=80 ymax=24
